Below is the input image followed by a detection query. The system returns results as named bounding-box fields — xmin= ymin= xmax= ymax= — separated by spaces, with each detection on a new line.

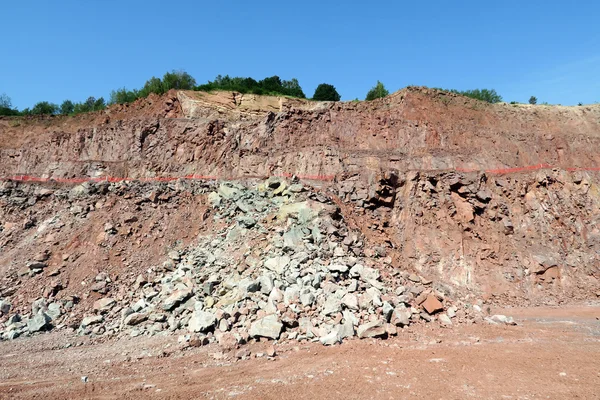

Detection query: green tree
xmin=365 ymin=81 xmax=389 ymax=101
xmin=60 ymin=100 xmax=75 ymax=114
xmin=0 ymin=93 xmax=12 ymax=109
xmin=139 ymin=76 xmax=164 ymax=97
xmin=110 ymin=88 xmax=140 ymax=104
xmin=282 ymin=78 xmax=306 ymax=98
xmin=312 ymin=83 xmax=341 ymax=101
xmin=162 ymin=70 xmax=197 ymax=91
xmin=31 ymin=101 xmax=59 ymax=115
xmin=94 ymin=97 xmax=106 ymax=111
xmin=529 ymin=96 xmax=537 ymax=105
xmin=0 ymin=93 xmax=19 ymax=116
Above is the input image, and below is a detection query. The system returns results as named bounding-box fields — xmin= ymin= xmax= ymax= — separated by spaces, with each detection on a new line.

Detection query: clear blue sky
xmin=2 ymin=0 xmax=599 ymax=109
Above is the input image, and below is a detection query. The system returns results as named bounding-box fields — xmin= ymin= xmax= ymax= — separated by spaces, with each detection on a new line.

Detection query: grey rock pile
xmin=0 ymin=178 xmax=480 ymax=347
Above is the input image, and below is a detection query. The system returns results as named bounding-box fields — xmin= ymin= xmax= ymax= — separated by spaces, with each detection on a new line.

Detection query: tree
xmin=162 ymin=70 xmax=197 ymax=91
xmin=0 ymin=93 xmax=18 ymax=116
xmin=0 ymin=93 xmax=12 ymax=109
xmin=31 ymin=101 xmax=59 ymax=115
xmin=365 ymin=81 xmax=389 ymax=101
xmin=60 ymin=100 xmax=75 ymax=115
xmin=139 ymin=76 xmax=164 ymax=97
xmin=110 ymin=88 xmax=139 ymax=104
xmin=529 ymin=96 xmax=537 ymax=105
xmin=312 ymin=83 xmax=341 ymax=101
xmin=282 ymin=78 xmax=306 ymax=98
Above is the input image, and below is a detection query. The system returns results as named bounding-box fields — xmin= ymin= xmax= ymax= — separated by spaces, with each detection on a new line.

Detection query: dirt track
xmin=1 ymin=305 xmax=598 ymax=399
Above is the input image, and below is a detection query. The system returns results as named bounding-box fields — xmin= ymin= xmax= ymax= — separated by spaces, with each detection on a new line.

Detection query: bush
xmin=195 ymin=75 xmax=306 ymax=98
xmin=460 ymin=89 xmax=502 ymax=103
xmin=31 ymin=101 xmax=59 ymax=115
xmin=434 ymin=87 xmax=503 ymax=104
xmin=312 ymin=83 xmax=341 ymax=101
xmin=529 ymin=96 xmax=537 ymax=105
xmin=365 ymin=81 xmax=389 ymax=101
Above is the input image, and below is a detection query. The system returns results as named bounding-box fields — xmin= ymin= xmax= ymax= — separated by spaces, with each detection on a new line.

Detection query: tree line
xmin=1 ymin=70 xmax=514 ymax=117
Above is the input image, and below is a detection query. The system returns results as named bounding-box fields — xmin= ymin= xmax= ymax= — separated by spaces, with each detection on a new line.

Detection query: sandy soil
xmin=1 ymin=304 xmax=598 ymax=399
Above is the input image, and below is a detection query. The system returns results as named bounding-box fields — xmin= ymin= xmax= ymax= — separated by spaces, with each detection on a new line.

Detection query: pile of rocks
xmin=0 ymin=178 xmax=480 ymax=347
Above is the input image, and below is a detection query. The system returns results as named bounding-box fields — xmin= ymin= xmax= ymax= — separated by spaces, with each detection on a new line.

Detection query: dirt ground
xmin=0 ymin=304 xmax=598 ymax=400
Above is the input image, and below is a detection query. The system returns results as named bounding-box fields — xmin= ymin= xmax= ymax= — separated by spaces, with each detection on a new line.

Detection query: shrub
xmin=365 ymin=81 xmax=389 ymax=101
xmin=460 ymin=89 xmax=502 ymax=103
xmin=434 ymin=87 xmax=503 ymax=104
xmin=31 ymin=101 xmax=59 ymax=115
xmin=529 ymin=96 xmax=537 ymax=105
xmin=195 ymin=75 xmax=306 ymax=98
xmin=312 ymin=83 xmax=341 ymax=101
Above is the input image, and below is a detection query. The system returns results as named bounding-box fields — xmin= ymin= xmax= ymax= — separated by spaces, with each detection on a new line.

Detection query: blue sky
xmin=2 ymin=0 xmax=598 ymax=109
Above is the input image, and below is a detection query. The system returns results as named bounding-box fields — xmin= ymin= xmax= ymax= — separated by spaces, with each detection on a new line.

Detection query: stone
xmin=217 ymin=184 xmax=240 ymax=200
xmin=188 ymin=311 xmax=217 ymax=332
xmin=266 ymin=345 xmax=277 ymax=357
xmin=124 ymin=312 xmax=147 ymax=326
xmin=81 ymin=315 xmax=103 ymax=328
xmin=357 ymin=320 xmax=386 ymax=339
xmin=249 ymin=315 xmax=283 ymax=340
xmin=93 ymin=297 xmax=116 ymax=313
xmin=264 ymin=256 xmax=290 ymax=275
xmin=238 ymin=278 xmax=261 ymax=296
xmin=382 ymin=301 xmax=394 ymax=322
xmin=27 ymin=312 xmax=51 ymax=332
xmin=300 ymin=292 xmax=316 ymax=306
xmin=47 ymin=303 xmax=62 ymax=320
xmin=322 ymin=296 xmax=342 ymax=316
xmin=439 ymin=314 xmax=453 ymax=326
xmin=162 ymin=288 xmax=192 ymax=311
xmin=486 ymin=315 xmax=517 ymax=326
xmin=0 ymin=300 xmax=11 ymax=314
xmin=391 ymin=308 xmax=411 ymax=327
xmin=208 ymin=192 xmax=222 ymax=207
xmin=319 ymin=329 xmax=342 ymax=346
xmin=341 ymin=293 xmax=359 ymax=310
xmin=327 ymin=263 xmax=349 ymax=273
xmin=235 ymin=348 xmax=251 ymax=359
xmin=447 ymin=306 xmax=457 ymax=318
xmin=422 ymin=295 xmax=444 ymax=314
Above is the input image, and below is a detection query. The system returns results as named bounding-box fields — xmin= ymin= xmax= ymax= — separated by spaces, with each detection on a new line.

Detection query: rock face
xmin=1 ymin=90 xmax=600 ymax=346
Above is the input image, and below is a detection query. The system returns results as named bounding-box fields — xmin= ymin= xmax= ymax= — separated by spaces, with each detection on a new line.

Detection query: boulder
xmin=162 ymin=288 xmax=192 ymax=311
xmin=81 ymin=315 xmax=104 ymax=328
xmin=93 ymin=298 xmax=116 ymax=313
xmin=249 ymin=315 xmax=283 ymax=340
xmin=422 ymin=295 xmax=444 ymax=314
xmin=188 ymin=311 xmax=217 ymax=332
xmin=124 ymin=312 xmax=147 ymax=326
xmin=357 ymin=320 xmax=386 ymax=339
xmin=27 ymin=312 xmax=52 ymax=333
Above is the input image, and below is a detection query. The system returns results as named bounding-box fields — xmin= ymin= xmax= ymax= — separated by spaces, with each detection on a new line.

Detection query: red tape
xmin=0 ymin=164 xmax=597 ymax=185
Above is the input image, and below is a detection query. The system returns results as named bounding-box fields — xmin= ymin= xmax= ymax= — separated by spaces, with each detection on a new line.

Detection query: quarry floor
xmin=0 ymin=305 xmax=598 ymax=400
